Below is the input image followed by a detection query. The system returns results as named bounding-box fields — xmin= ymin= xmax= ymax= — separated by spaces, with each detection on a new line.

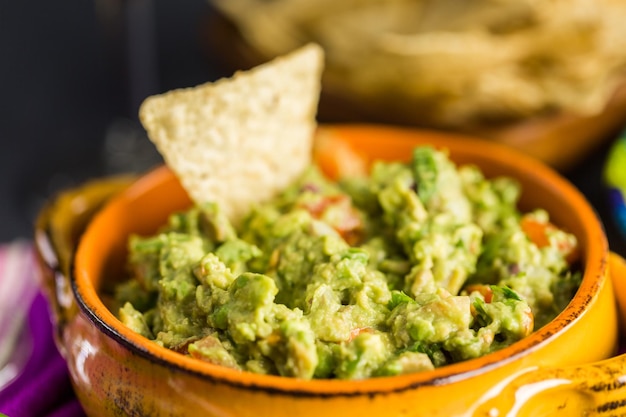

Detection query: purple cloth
xmin=0 ymin=293 xmax=85 ymax=417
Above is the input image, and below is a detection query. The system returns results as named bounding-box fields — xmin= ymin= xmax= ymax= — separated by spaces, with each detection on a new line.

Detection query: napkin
xmin=0 ymin=243 xmax=84 ymax=417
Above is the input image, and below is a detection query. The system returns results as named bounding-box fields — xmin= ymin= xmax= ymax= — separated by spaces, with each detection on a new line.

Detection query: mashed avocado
xmin=114 ymin=146 xmax=580 ymax=380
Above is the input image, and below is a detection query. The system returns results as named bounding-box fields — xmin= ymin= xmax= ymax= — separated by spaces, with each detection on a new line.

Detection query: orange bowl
xmin=37 ymin=124 xmax=626 ymax=416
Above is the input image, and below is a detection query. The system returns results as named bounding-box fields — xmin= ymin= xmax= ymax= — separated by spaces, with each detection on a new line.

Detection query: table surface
xmin=1 ymin=0 xmax=625 ymax=257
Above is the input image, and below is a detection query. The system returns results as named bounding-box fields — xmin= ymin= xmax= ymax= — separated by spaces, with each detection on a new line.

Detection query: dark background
xmin=0 ymin=0 xmax=226 ymax=241
xmin=1 ymin=0 xmax=625 ymax=255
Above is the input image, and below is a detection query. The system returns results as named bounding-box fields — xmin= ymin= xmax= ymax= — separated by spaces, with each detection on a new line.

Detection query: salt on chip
xmin=139 ymin=43 xmax=324 ymax=223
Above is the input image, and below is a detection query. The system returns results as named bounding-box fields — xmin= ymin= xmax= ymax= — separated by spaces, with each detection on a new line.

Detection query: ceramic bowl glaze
xmin=36 ymin=125 xmax=626 ymax=416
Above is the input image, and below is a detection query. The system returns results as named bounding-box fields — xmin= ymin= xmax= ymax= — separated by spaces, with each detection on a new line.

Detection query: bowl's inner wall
xmin=94 ymin=168 xmax=192 ymax=293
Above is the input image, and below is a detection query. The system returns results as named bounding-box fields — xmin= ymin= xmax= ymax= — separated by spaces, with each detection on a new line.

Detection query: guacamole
xmin=114 ymin=146 xmax=580 ymax=380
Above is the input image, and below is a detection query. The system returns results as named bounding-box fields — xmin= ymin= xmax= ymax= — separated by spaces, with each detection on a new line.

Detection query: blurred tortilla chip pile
xmin=139 ymin=43 xmax=324 ymax=223
xmin=210 ymin=0 xmax=626 ymax=130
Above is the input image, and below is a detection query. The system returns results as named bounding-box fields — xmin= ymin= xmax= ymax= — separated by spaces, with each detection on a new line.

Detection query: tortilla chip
xmin=139 ymin=43 xmax=324 ymax=223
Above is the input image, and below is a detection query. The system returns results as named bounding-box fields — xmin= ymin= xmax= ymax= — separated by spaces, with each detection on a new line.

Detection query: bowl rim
xmin=72 ymin=123 xmax=608 ymax=396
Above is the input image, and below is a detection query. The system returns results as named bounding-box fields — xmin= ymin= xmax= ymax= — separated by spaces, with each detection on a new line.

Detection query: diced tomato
xmin=300 ymin=194 xmax=364 ymax=245
xmin=265 ymin=331 xmax=281 ymax=346
xmin=464 ymin=284 xmax=493 ymax=303
xmin=347 ymin=327 xmax=374 ymax=342
xmin=300 ymin=195 xmax=338 ymax=218
xmin=188 ymin=336 xmax=217 ymax=359
xmin=520 ymin=216 xmax=551 ymax=248
xmin=520 ymin=215 xmax=580 ymax=264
